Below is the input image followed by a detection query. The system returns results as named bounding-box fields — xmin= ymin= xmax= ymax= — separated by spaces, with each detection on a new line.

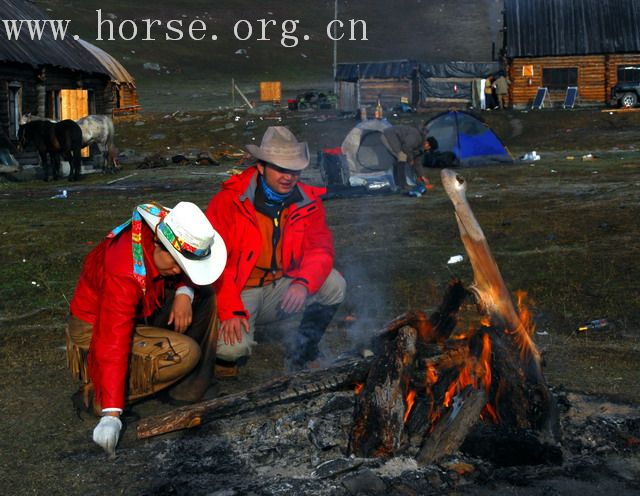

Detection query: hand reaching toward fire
xmin=220 ymin=317 xmax=250 ymax=345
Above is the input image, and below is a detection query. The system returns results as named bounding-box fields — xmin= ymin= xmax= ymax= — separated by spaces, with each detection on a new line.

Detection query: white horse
xmin=20 ymin=113 xmax=119 ymax=173
xmin=19 ymin=113 xmax=55 ymax=125
xmin=75 ymin=115 xmax=118 ymax=173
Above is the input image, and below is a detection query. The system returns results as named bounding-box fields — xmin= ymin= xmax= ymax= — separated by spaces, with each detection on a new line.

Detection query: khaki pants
xmin=216 ymin=269 xmax=346 ymax=361
xmin=66 ymin=287 xmax=214 ymax=407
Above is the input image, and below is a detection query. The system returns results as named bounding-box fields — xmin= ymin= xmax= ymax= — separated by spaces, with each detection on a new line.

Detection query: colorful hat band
xmin=157 ymin=220 xmax=211 ymax=260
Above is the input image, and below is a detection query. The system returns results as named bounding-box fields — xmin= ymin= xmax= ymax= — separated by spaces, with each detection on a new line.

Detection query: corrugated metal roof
xmin=336 ymin=60 xmax=417 ymax=81
xmin=0 ymin=0 xmax=107 ymax=75
xmin=77 ymin=39 xmax=135 ymax=85
xmin=505 ymin=0 xmax=640 ymax=57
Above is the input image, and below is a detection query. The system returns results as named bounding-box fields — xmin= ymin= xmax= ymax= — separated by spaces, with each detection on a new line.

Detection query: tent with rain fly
xmin=315 ymin=118 xmax=398 ymax=194
xmin=424 ymin=111 xmax=513 ymax=167
xmin=341 ymin=118 xmax=395 ymax=175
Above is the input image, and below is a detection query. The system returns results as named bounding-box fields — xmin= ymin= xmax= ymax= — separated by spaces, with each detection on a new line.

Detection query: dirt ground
xmin=1 ymin=106 xmax=639 ymax=495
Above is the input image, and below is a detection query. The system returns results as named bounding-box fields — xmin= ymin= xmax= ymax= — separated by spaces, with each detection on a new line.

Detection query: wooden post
xmin=231 ymin=78 xmax=235 ymax=107
xmin=234 ymin=83 xmax=254 ymax=109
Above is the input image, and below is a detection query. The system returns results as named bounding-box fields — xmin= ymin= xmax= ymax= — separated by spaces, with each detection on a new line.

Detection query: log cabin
xmin=503 ymin=0 xmax=640 ymax=108
xmin=0 ymin=0 xmax=138 ymax=145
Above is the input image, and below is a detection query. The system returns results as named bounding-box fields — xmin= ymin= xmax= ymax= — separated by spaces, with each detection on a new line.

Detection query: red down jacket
xmin=70 ymin=224 xmax=175 ymax=410
xmin=205 ymin=166 xmax=334 ymax=322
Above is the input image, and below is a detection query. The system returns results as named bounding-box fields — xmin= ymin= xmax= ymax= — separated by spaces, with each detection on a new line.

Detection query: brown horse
xmin=18 ymin=120 xmax=84 ymax=181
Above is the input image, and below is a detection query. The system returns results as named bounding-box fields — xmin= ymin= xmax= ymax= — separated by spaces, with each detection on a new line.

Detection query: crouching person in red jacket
xmin=66 ymin=202 xmax=226 ymax=456
xmin=206 ymin=127 xmax=346 ymax=374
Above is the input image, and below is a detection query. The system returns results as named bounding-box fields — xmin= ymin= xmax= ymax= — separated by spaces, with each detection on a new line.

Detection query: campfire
xmin=138 ymin=169 xmax=557 ymax=464
xmin=348 ymin=169 xmax=556 ymax=465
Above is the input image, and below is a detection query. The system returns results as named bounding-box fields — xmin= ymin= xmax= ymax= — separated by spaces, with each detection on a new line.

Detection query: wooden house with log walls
xmin=503 ymin=0 xmax=640 ymax=108
xmin=0 ymin=0 xmax=134 ymax=143
xmin=335 ymin=60 xmax=419 ymax=113
xmin=77 ymin=39 xmax=140 ymax=117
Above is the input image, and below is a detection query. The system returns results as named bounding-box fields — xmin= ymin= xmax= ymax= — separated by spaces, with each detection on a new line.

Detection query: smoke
xmin=327 ymin=201 xmax=397 ymax=359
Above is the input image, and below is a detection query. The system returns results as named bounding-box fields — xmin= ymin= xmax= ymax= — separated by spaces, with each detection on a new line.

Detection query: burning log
xmin=440 ymin=169 xmax=553 ymax=428
xmin=347 ymin=170 xmax=556 ymax=462
xmin=416 ymin=386 xmax=487 ymax=465
xmin=440 ymin=169 xmax=541 ymax=377
xmin=349 ymin=325 xmax=418 ymax=457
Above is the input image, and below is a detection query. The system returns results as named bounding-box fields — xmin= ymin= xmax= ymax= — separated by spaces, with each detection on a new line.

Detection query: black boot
xmin=289 ymin=303 xmax=340 ymax=370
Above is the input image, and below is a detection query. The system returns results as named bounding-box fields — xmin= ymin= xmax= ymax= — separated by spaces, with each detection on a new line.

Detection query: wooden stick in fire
xmin=440 ymin=169 xmax=540 ymax=366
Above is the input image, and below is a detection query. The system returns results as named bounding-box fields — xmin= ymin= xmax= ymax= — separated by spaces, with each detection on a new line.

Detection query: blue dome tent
xmin=424 ymin=111 xmax=513 ymax=167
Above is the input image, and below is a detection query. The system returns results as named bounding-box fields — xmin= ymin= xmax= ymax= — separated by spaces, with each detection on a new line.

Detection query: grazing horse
xmin=18 ymin=120 xmax=84 ymax=181
xmin=76 ymin=115 xmax=118 ymax=173
xmin=20 ymin=113 xmax=118 ymax=174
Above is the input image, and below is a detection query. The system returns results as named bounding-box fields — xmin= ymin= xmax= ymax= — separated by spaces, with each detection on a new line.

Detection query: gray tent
xmin=341 ymin=119 xmax=395 ymax=175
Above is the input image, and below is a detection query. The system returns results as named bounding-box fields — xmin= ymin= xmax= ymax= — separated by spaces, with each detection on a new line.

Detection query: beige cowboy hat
xmin=137 ymin=202 xmax=227 ymax=286
xmin=246 ymin=126 xmax=309 ymax=170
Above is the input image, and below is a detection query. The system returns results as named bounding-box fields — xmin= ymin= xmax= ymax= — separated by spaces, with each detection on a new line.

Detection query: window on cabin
xmin=46 ymin=90 xmax=61 ymax=120
xmin=542 ymin=68 xmax=577 ymax=90
xmin=617 ymin=65 xmax=640 ymax=82
xmin=8 ymin=83 xmax=22 ymax=140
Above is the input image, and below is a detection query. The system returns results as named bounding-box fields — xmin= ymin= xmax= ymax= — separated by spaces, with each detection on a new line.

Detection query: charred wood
xmin=349 ymin=326 xmax=418 ymax=457
xmin=461 ymin=423 xmax=563 ymax=466
xmin=137 ymin=356 xmax=372 ymax=439
xmin=416 ymin=386 xmax=487 ymax=465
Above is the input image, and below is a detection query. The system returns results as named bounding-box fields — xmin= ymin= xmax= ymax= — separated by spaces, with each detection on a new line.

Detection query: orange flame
xmin=480 ymin=333 xmax=492 ymax=393
xmin=441 ymin=332 xmax=494 ymax=415
xmin=481 ymin=402 xmax=499 ymax=423
xmin=444 ymin=363 xmax=475 ymax=407
xmin=512 ymin=291 xmax=541 ymax=362
xmin=426 ymin=363 xmax=438 ymax=385
xmin=354 ymin=383 xmax=364 ymax=395
xmin=414 ymin=312 xmax=434 ymax=343
xmin=404 ymin=389 xmax=416 ymax=423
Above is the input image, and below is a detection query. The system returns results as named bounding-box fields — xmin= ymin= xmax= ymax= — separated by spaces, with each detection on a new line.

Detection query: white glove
xmin=92 ymin=416 xmax=122 ymax=457
xmin=397 ymin=151 xmax=408 ymax=163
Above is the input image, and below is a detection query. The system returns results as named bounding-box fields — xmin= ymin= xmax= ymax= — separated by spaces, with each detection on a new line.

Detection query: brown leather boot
xmin=214 ymin=359 xmax=239 ymax=378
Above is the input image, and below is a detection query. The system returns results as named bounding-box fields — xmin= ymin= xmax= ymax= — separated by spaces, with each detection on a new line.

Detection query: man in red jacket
xmin=206 ymin=127 xmax=346 ymax=373
xmin=67 ymin=201 xmax=226 ymax=456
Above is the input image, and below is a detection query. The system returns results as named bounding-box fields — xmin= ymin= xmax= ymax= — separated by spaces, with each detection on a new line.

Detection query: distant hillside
xmin=35 ymin=0 xmax=503 ymax=109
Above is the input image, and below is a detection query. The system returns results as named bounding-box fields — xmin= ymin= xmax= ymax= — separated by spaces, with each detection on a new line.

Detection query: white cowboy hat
xmin=246 ymin=126 xmax=309 ymax=170
xmin=137 ymin=202 xmax=227 ymax=286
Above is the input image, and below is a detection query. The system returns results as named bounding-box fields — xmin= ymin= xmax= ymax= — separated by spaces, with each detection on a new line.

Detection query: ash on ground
xmin=109 ymin=387 xmax=640 ymax=496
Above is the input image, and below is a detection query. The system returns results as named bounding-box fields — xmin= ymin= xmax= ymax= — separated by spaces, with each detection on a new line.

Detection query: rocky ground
xmin=1 ymin=105 xmax=639 ymax=495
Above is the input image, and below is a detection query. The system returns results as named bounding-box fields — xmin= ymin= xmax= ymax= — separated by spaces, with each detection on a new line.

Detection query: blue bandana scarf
xmin=259 ymin=175 xmax=290 ymax=204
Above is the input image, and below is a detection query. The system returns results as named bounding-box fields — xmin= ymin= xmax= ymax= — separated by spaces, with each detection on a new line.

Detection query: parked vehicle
xmin=611 ymin=81 xmax=640 ymax=107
